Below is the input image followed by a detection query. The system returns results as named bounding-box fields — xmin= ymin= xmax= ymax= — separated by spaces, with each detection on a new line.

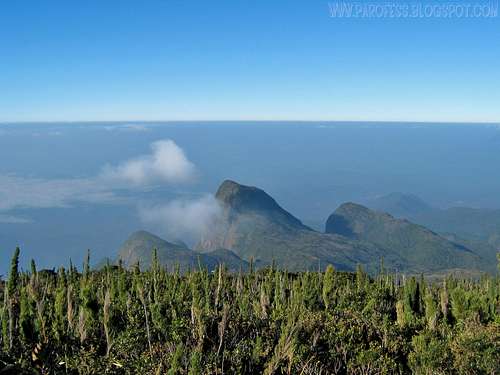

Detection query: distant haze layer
xmin=0 ymin=122 xmax=499 ymax=273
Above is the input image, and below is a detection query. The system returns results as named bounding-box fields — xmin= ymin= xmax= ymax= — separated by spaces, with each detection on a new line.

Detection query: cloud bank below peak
xmin=138 ymin=194 xmax=221 ymax=245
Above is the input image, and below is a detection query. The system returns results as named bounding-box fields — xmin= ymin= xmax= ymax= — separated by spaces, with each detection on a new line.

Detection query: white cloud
xmin=0 ymin=139 xmax=196 ymax=215
xmin=0 ymin=214 xmax=33 ymax=224
xmin=0 ymin=174 xmax=119 ymax=211
xmin=0 ymin=139 xmax=202 ymax=240
xmin=102 ymin=139 xmax=196 ymax=185
xmin=138 ymin=195 xmax=221 ymax=244
xmin=122 ymin=124 xmax=150 ymax=132
xmin=103 ymin=124 xmax=150 ymax=132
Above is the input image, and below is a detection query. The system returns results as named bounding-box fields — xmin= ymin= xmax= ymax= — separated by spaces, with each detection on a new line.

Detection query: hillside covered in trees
xmin=1 ymin=248 xmax=499 ymax=374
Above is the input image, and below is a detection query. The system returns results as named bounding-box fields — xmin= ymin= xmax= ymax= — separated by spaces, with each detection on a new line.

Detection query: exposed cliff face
xmin=195 ymin=180 xmax=489 ymax=274
xmin=118 ymin=181 xmax=491 ymax=275
xmin=196 ymin=181 xmax=401 ymax=272
xmin=197 ymin=180 xmax=312 ymax=255
xmin=215 ymin=180 xmax=309 ymax=229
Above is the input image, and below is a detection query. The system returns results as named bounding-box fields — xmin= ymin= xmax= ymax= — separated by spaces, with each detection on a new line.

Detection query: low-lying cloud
xmin=0 ymin=214 xmax=33 ymax=224
xmin=0 ymin=139 xmax=196 ymax=215
xmin=0 ymin=138 xmax=217 ymax=244
xmin=103 ymin=124 xmax=151 ymax=132
xmin=138 ymin=195 xmax=221 ymax=245
xmin=0 ymin=174 xmax=119 ymax=212
xmin=102 ymin=140 xmax=196 ymax=185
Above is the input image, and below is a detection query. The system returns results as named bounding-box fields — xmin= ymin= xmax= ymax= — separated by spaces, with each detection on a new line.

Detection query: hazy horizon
xmin=2 ymin=120 xmax=500 ymax=125
xmin=2 ymin=121 xmax=500 ymax=273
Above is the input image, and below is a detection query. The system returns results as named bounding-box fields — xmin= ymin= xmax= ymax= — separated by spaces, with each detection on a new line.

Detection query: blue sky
xmin=0 ymin=0 xmax=498 ymax=122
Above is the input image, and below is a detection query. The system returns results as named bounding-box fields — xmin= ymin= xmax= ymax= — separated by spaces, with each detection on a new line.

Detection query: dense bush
xmin=0 ymin=250 xmax=498 ymax=374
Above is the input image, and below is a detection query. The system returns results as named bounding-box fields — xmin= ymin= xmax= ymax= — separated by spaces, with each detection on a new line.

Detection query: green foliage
xmin=0 ymin=248 xmax=499 ymax=374
xmin=322 ymin=264 xmax=335 ymax=309
xmin=450 ymin=320 xmax=500 ymax=374
xmin=7 ymin=247 xmax=20 ymax=294
xmin=30 ymin=259 xmax=37 ymax=277
xmin=409 ymin=331 xmax=452 ymax=374
xmin=424 ymin=290 xmax=440 ymax=330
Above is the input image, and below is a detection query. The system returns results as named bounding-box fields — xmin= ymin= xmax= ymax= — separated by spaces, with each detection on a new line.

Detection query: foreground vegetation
xmin=1 ymin=249 xmax=499 ymax=374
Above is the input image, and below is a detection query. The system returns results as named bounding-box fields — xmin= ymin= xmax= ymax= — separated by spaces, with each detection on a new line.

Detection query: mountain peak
xmin=336 ymin=202 xmax=374 ymax=215
xmin=117 ymin=230 xmax=189 ymax=268
xmin=215 ymin=180 xmax=306 ymax=229
xmin=325 ymin=203 xmax=481 ymax=272
xmin=196 ymin=180 xmax=312 ymax=260
xmin=128 ymin=230 xmax=162 ymax=241
xmin=216 ymin=180 xmax=281 ymax=212
xmin=367 ymin=192 xmax=433 ymax=218
xmin=117 ymin=230 xmax=246 ymax=272
xmin=325 ymin=203 xmax=374 ymax=237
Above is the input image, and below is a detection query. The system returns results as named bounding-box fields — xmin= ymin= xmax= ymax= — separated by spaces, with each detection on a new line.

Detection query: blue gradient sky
xmin=1 ymin=0 xmax=499 ymax=122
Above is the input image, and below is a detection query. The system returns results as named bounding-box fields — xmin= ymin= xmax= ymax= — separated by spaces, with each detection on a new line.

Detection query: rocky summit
xmin=116 ymin=230 xmax=247 ymax=272
xmin=118 ymin=180 xmax=492 ymax=275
